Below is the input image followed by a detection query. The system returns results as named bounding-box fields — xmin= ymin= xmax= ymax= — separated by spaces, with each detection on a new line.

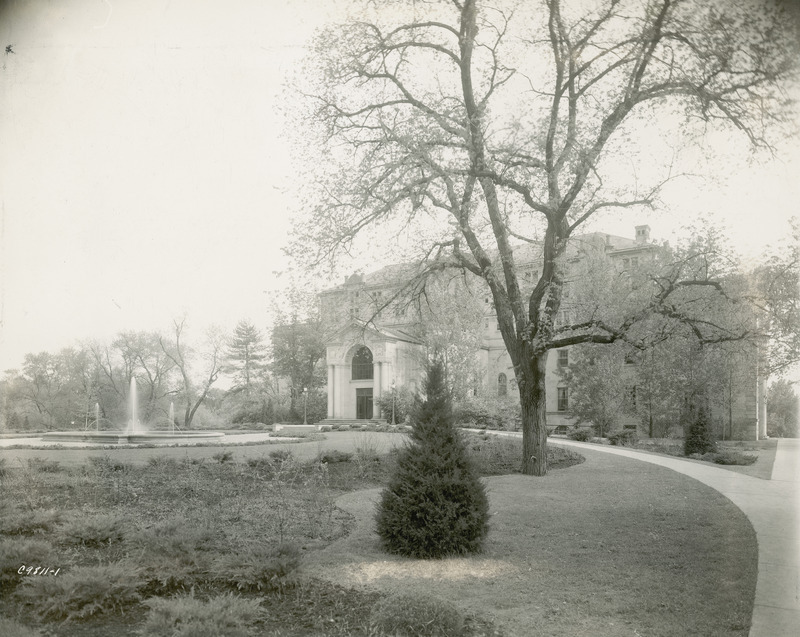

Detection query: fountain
xmin=41 ymin=378 xmax=224 ymax=445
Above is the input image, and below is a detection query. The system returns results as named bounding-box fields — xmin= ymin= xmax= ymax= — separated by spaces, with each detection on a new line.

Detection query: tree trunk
xmin=520 ymin=353 xmax=548 ymax=476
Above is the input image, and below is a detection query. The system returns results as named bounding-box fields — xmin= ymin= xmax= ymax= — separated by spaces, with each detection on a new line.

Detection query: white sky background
xmin=0 ymin=0 xmax=798 ymax=372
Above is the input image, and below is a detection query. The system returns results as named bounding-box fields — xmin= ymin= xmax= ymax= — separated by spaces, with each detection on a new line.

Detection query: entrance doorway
xmin=356 ymin=388 xmax=373 ymax=419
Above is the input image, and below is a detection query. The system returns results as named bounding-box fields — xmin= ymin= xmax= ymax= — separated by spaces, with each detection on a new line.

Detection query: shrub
xmin=269 ymin=449 xmax=293 ymax=462
xmin=14 ymin=563 xmax=142 ymax=621
xmin=684 ymin=405 xmax=716 ymax=456
xmin=689 ymin=450 xmax=758 ymax=466
xmin=453 ymin=394 xmax=521 ymax=430
xmin=88 ymin=455 xmax=127 ymax=472
xmin=376 ymin=385 xmax=416 ymax=424
xmin=0 ymin=458 xmax=7 ymax=478
xmin=147 ymin=456 xmax=179 ymax=469
xmin=318 ymin=449 xmax=352 ymax=464
xmin=139 ymin=593 xmax=261 ymax=637
xmin=57 ymin=512 xmax=127 ymax=546
xmin=128 ymin=517 xmax=221 ymax=591
xmin=0 ymin=538 xmax=54 ymax=593
xmin=211 ymin=543 xmax=300 ymax=592
xmin=0 ymin=509 xmax=62 ymax=536
xmin=26 ymin=458 xmax=61 ymax=473
xmin=369 ymin=592 xmax=465 ymax=637
xmin=0 ymin=617 xmax=41 ymax=637
xmin=245 ymin=456 xmax=271 ymax=472
xmin=567 ymin=427 xmax=593 ymax=442
xmin=212 ymin=450 xmax=234 ymax=464
xmin=376 ymin=361 xmax=489 ymax=559
xmin=608 ymin=429 xmax=638 ymax=447
xmin=713 ymin=450 xmax=757 ymax=465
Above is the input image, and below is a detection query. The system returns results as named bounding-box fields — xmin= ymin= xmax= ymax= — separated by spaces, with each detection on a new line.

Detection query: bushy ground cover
xmin=0 ymin=435 xmax=551 ymax=636
xmin=564 ymin=428 xmax=762 ymax=468
xmin=0 ymin=431 xmax=756 ymax=636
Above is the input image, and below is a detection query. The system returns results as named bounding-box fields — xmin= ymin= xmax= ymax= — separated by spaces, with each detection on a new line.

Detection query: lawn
xmin=0 ymin=432 xmax=756 ymax=636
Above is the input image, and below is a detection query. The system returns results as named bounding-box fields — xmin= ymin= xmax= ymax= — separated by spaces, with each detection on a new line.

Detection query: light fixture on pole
xmin=391 ymin=379 xmax=396 ymax=426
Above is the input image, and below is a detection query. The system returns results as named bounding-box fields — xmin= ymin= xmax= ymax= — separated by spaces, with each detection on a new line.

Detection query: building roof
xmin=321 ymin=229 xmax=653 ymax=293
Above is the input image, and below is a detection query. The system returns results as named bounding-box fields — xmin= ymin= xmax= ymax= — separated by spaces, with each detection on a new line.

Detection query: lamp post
xmin=302 ymin=387 xmax=308 ymax=425
xmin=391 ymin=379 xmax=396 ymax=426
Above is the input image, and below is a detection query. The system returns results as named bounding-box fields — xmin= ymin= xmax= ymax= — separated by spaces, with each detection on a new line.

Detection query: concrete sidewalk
xmin=543 ymin=436 xmax=799 ymax=637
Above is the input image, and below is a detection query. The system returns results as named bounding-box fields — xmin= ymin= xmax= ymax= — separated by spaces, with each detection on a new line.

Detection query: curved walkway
xmin=531 ymin=434 xmax=799 ymax=637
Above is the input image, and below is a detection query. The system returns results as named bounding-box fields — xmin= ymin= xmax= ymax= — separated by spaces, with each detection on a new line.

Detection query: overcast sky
xmin=1 ymin=0 xmax=798 ymax=372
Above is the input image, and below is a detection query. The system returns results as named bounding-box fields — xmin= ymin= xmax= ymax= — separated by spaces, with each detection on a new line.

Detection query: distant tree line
xmin=0 ymin=309 xmax=328 ymax=432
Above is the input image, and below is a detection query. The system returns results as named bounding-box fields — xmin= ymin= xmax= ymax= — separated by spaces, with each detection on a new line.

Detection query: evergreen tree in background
xmin=376 ymin=360 xmax=489 ymax=558
xmin=684 ymin=404 xmax=716 ymax=456
xmin=225 ymin=321 xmax=267 ymax=396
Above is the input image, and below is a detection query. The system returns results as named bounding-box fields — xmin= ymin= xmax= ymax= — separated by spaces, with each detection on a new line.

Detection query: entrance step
xmin=316 ymin=419 xmax=389 ymax=429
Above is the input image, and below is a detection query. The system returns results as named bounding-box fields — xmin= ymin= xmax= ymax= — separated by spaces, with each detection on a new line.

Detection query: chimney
xmin=635 ymin=225 xmax=650 ymax=244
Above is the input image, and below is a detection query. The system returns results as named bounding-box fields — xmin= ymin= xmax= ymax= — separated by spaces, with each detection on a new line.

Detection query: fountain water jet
xmin=41 ymin=379 xmax=223 ymax=445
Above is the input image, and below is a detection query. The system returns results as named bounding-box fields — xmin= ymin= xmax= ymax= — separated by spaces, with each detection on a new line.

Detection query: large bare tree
xmin=291 ymin=0 xmax=797 ymax=474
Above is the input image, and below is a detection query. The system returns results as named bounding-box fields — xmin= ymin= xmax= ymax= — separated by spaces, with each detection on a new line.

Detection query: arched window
xmin=497 ymin=373 xmax=507 ymax=397
xmin=351 ymin=346 xmax=374 ymax=380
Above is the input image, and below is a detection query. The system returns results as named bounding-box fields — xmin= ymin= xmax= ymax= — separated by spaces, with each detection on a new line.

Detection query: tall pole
xmin=391 ymin=379 xmax=396 ymax=426
xmin=303 ymin=387 xmax=308 ymax=425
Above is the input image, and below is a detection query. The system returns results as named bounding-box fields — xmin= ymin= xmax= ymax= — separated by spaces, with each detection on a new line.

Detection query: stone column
xmin=334 ymin=365 xmax=344 ymax=420
xmin=373 ymin=362 xmax=382 ymax=419
xmin=327 ymin=364 xmax=334 ymax=419
xmin=373 ymin=362 xmax=382 ymax=399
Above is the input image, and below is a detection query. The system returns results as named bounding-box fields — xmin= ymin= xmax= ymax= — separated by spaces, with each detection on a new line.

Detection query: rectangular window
xmin=557 ymin=387 xmax=568 ymax=411
xmin=557 ymin=349 xmax=569 ymax=367
xmin=627 ymin=386 xmax=638 ymax=409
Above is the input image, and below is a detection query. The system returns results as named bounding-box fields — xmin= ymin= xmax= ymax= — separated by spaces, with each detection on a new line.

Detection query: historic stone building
xmin=317 ymin=226 xmax=762 ymax=439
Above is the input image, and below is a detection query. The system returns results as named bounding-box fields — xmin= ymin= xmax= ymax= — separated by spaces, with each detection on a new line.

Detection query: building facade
xmin=317 ymin=226 xmax=762 ymax=439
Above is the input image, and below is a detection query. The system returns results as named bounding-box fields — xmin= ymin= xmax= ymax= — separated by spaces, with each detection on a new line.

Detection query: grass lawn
xmin=0 ymin=432 xmax=756 ymax=636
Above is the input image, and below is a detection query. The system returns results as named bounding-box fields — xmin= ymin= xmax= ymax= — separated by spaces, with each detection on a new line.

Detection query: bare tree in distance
xmin=159 ymin=318 xmax=225 ymax=429
xmin=289 ymin=0 xmax=798 ymax=475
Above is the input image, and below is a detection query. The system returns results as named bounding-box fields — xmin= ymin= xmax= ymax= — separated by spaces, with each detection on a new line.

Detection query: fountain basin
xmin=40 ymin=431 xmax=225 ymax=445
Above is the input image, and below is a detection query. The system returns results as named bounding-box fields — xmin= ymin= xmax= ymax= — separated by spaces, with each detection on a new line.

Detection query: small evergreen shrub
xmin=139 ymin=593 xmax=261 ymax=637
xmin=0 ymin=538 xmax=54 ymax=593
xmin=129 ymin=517 xmax=220 ymax=591
xmin=0 ymin=616 xmax=41 ymax=637
xmin=376 ymin=361 xmax=489 ymax=559
xmin=14 ymin=563 xmax=142 ymax=621
xmin=212 ymin=450 xmax=234 ymax=464
xmin=713 ymin=450 xmax=757 ymax=465
xmin=369 ymin=592 xmax=466 ymax=637
xmin=684 ymin=405 xmax=716 ymax=456
xmin=245 ymin=456 xmax=271 ymax=472
xmin=211 ymin=543 xmax=300 ymax=592
xmin=0 ymin=509 xmax=61 ymax=536
xmin=269 ymin=449 xmax=293 ymax=462
xmin=88 ymin=455 xmax=127 ymax=472
xmin=57 ymin=512 xmax=127 ymax=546
xmin=689 ymin=450 xmax=758 ymax=465
xmin=567 ymin=427 xmax=593 ymax=442
xmin=147 ymin=456 xmax=179 ymax=469
xmin=318 ymin=449 xmax=352 ymax=464
xmin=26 ymin=458 xmax=61 ymax=473
xmin=608 ymin=429 xmax=638 ymax=446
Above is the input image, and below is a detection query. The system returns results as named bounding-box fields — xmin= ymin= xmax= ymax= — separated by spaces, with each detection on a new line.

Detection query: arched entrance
xmin=351 ymin=346 xmax=374 ymax=419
